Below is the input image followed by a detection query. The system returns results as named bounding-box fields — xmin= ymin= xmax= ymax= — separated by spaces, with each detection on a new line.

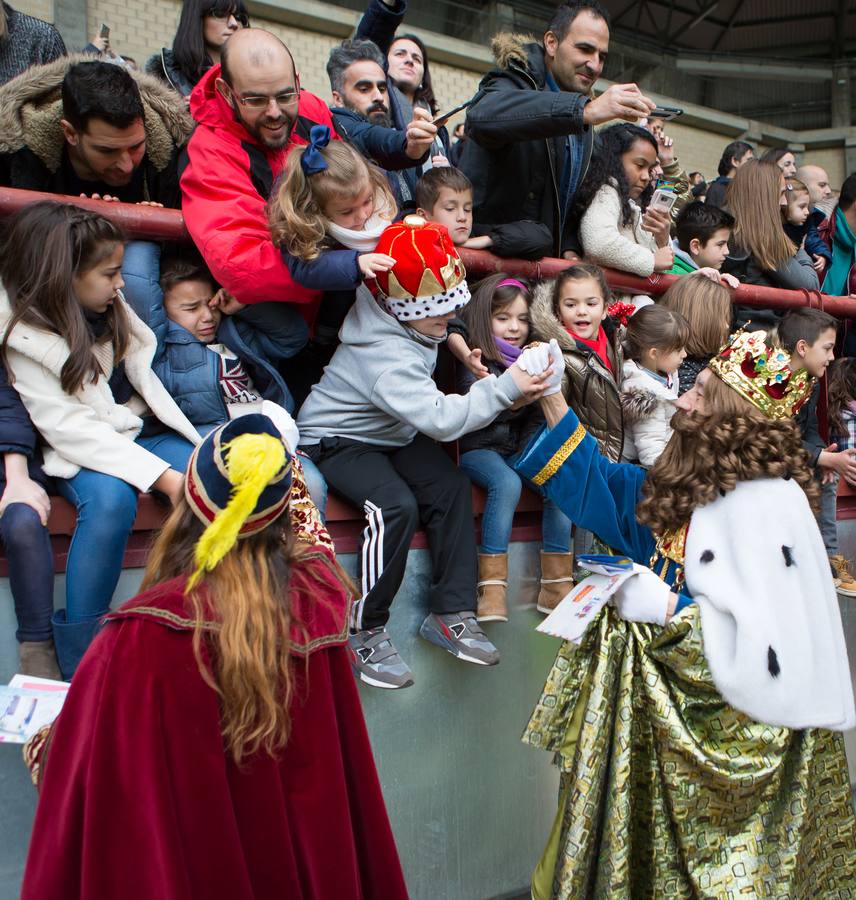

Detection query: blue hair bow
xmin=301 ymin=125 xmax=331 ymax=176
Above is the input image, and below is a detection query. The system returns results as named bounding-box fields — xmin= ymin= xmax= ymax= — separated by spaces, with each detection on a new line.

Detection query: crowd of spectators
xmin=1 ymin=0 xmax=856 ymax=687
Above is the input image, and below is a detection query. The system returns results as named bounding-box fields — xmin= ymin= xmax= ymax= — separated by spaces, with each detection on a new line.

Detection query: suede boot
xmin=476 ymin=553 xmax=508 ymax=622
xmin=537 ymin=551 xmax=574 ymax=614
xmin=18 ymin=640 xmax=62 ymax=681
xmin=52 ymin=610 xmax=102 ymax=681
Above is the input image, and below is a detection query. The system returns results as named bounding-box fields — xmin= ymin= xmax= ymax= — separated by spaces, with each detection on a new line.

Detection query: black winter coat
xmin=457 ymin=359 xmax=542 ymax=457
xmin=144 ymin=48 xmax=198 ymax=98
xmin=0 ymin=359 xmax=50 ymax=493
xmin=459 ymin=34 xmax=593 ymax=258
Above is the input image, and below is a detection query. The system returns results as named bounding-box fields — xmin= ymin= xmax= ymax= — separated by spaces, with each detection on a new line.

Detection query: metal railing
xmin=2 ymin=187 xmax=854 ymax=318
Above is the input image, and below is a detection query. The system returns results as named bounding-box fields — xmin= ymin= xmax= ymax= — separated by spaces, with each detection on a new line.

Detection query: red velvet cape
xmin=21 ymin=549 xmax=408 ymax=899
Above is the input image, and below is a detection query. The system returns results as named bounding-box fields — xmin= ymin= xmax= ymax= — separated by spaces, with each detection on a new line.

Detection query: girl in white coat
xmin=0 ymin=202 xmax=200 ymax=677
xmin=620 ymin=305 xmax=690 ymax=467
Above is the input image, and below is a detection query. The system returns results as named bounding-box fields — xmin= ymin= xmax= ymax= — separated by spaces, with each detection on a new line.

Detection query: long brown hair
xmin=636 ymin=371 xmax=818 ymax=535
xmin=726 ymin=160 xmax=796 ymax=270
xmin=142 ymin=500 xmax=304 ymax=763
xmin=658 ymin=277 xmax=732 ymax=357
xmin=268 ymin=140 xmax=395 ymax=261
xmin=827 ymin=357 xmax=856 ymax=436
xmin=460 ymin=273 xmax=531 ymax=365
xmin=0 ymin=202 xmax=130 ymax=394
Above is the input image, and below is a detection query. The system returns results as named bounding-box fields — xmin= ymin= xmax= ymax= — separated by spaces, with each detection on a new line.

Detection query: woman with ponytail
xmin=21 ymin=414 xmax=408 ymax=900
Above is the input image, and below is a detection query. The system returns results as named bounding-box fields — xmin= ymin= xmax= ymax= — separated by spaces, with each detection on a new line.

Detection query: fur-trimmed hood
xmin=0 ymin=54 xmax=194 ymax=172
xmin=489 ymin=32 xmax=545 ymax=84
xmin=620 ymin=359 xmax=678 ymax=424
xmin=529 ymin=278 xmax=619 ymax=359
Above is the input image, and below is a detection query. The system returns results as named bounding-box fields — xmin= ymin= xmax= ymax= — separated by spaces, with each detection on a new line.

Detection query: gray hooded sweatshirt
xmin=297 ymin=286 xmax=522 ymax=448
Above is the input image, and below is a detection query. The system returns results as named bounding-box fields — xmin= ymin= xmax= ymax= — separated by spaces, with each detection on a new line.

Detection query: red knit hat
xmin=374 ymin=215 xmax=470 ymax=320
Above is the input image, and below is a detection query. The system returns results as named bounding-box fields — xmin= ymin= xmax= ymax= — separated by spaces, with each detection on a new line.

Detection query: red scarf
xmin=566 ymin=324 xmax=613 ymax=372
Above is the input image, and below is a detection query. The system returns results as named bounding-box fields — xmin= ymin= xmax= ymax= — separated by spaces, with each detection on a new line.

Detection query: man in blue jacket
xmin=326 ymin=38 xmax=436 ymax=206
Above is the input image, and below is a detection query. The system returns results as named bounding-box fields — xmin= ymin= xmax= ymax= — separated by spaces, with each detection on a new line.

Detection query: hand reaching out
xmin=516 ymin=339 xmax=564 ymax=396
xmin=358 ymin=253 xmax=396 ymax=279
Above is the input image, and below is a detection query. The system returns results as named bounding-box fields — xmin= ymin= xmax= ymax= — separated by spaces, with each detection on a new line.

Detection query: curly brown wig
xmin=636 ymin=372 xmax=818 ymax=535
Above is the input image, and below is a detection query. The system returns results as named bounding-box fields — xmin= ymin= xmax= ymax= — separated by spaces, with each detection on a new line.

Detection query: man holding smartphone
xmin=460 ymin=0 xmax=655 ymax=260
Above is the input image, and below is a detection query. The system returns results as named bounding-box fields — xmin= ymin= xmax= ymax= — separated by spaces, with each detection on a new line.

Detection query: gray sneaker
xmin=419 ymin=612 xmax=500 ymax=666
xmin=348 ymin=627 xmax=414 ymax=689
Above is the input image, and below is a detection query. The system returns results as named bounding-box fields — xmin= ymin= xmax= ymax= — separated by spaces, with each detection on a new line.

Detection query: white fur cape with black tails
xmin=684 ymin=477 xmax=855 ymax=731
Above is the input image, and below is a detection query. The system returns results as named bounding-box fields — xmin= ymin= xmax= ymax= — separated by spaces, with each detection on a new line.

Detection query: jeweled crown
xmin=708 ymin=330 xmax=814 ymax=420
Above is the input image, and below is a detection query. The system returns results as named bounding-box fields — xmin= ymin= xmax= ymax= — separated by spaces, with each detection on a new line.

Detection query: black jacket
xmin=705 ymin=175 xmax=731 ymax=209
xmin=796 ymin=380 xmax=823 ymax=467
xmin=457 ymin=359 xmax=543 ymax=457
xmin=0 ymin=359 xmax=50 ymax=492
xmin=144 ymin=48 xmax=199 ymax=98
xmin=722 ymin=243 xmax=820 ymax=330
xmin=459 ymin=34 xmax=593 ymax=257
xmin=0 ymin=55 xmax=193 ymax=209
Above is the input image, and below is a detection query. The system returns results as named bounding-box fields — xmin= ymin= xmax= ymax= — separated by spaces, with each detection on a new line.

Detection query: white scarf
xmin=326 ymin=195 xmax=395 ymax=253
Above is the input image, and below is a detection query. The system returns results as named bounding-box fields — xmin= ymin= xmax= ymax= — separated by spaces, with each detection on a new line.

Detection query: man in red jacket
xmin=180 ymin=28 xmax=337 ymax=321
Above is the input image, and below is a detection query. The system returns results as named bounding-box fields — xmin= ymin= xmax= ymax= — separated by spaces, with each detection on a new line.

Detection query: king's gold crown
xmin=708 ymin=330 xmax=814 ymax=420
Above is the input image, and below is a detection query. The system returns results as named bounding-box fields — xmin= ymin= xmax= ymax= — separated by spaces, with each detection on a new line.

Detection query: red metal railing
xmin=2 ymin=187 xmax=856 ymax=318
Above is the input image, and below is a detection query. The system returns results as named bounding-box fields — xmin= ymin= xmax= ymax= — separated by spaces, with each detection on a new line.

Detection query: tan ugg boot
xmin=19 ymin=639 xmax=62 ymax=680
xmin=477 ymin=553 xmax=508 ymax=622
xmin=537 ymin=551 xmax=574 ymax=614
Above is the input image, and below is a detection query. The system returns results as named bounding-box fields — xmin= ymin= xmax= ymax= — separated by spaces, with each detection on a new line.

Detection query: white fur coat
xmin=685 ymin=477 xmax=856 ymax=731
xmin=619 ymin=359 xmax=678 ymax=467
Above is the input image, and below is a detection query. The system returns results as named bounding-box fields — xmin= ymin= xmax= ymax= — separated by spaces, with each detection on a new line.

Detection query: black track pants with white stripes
xmin=308 ymin=434 xmax=478 ymax=630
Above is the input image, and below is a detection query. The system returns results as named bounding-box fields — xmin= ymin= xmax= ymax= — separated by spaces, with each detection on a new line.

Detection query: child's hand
xmin=462 ymin=235 xmax=492 ymax=250
xmin=0 ymin=477 xmax=51 ymax=526
xmin=431 ymin=155 xmax=450 ymax=168
xmin=720 ymin=273 xmax=740 ymax=289
xmin=509 ymin=364 xmax=552 ymax=403
xmin=358 ymin=253 xmax=396 ymax=279
xmin=656 ymin=134 xmax=675 ymax=166
xmin=463 ymin=347 xmax=490 ymax=379
xmin=447 ymin=333 xmax=489 ymax=378
xmin=694 ymin=268 xmax=739 ymax=289
xmin=812 ymin=254 xmax=827 ymax=273
xmin=210 ymin=288 xmax=245 ymax=316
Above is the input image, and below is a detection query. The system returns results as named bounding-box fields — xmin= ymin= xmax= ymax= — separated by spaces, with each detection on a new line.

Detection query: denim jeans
xmin=55 ymin=432 xmax=195 ymax=623
xmin=460 ymin=448 xmax=572 ymax=554
xmin=0 ymin=503 xmax=54 ymax=642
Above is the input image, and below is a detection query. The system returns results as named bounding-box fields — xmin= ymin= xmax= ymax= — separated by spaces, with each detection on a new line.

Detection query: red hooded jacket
xmin=180 ymin=66 xmax=337 ymax=312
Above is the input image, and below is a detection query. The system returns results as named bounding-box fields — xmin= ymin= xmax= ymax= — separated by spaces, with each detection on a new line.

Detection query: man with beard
xmin=326 ymin=38 xmax=436 ymax=207
xmin=460 ymin=0 xmax=655 ymax=259
xmin=180 ymin=28 xmax=335 ymax=313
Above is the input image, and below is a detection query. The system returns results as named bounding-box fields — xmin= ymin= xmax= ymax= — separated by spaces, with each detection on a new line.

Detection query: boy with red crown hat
xmin=510 ymin=331 xmax=856 ymax=897
xmin=297 ymin=215 xmax=551 ymax=688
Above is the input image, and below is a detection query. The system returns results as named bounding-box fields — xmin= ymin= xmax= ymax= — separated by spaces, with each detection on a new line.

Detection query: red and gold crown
xmin=708 ymin=330 xmax=814 ymax=420
xmin=374 ymin=215 xmax=470 ymax=320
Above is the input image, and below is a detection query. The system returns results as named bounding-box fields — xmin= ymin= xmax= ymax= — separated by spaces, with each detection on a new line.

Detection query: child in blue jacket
xmin=123 ymin=247 xmax=327 ymax=511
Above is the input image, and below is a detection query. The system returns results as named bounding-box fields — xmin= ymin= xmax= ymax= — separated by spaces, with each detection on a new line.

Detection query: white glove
xmin=611 ymin=566 xmax=674 ymax=625
xmin=516 ymin=341 xmax=550 ymax=375
xmin=516 ymin=339 xmax=564 ymax=395
xmin=544 ymin=339 xmax=564 ymax=396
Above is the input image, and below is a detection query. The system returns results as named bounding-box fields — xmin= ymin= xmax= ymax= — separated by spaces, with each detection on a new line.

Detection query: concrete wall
xmin=0 ymin=543 xmax=561 ymax=900
xmin=22 ymin=0 xmax=851 ymax=182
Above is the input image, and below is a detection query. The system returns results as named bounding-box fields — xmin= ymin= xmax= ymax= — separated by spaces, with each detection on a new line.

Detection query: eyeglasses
xmin=228 ymin=77 xmax=301 ymax=111
xmin=205 ymin=9 xmax=249 ymax=26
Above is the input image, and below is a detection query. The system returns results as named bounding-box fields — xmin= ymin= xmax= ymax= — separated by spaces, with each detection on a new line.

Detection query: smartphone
xmin=649 ymin=105 xmax=683 ymax=121
xmin=99 ymin=22 xmax=110 ymax=39
xmin=649 ymin=188 xmax=677 ymax=213
xmin=432 ymin=99 xmax=471 ymax=128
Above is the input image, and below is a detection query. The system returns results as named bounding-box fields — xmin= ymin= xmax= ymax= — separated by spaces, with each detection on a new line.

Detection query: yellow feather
xmin=187 ymin=433 xmax=287 ymax=590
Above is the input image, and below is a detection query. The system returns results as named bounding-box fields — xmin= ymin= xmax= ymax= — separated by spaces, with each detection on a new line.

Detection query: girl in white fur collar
xmin=619 ymin=304 xmax=689 ymax=467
